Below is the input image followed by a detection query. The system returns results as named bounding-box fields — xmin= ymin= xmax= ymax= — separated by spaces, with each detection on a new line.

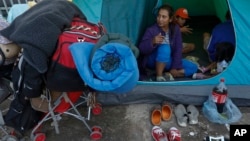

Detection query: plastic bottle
xmin=212 ymin=78 xmax=228 ymax=113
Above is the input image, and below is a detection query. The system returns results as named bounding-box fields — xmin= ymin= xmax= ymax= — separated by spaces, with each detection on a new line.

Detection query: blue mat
xmin=69 ymin=42 xmax=139 ymax=94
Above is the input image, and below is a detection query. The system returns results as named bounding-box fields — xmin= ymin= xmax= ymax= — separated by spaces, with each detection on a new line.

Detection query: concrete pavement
xmin=1 ymin=95 xmax=249 ymax=141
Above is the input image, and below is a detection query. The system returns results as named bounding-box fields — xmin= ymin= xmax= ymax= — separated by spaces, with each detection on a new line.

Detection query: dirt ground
xmin=1 ymin=95 xmax=249 ymax=141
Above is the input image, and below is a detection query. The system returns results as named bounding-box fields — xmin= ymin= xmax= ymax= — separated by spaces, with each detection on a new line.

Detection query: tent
xmin=0 ymin=0 xmax=249 ymax=106
xmin=73 ymin=0 xmax=250 ymax=106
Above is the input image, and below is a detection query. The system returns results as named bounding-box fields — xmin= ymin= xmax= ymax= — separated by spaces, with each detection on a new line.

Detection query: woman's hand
xmin=152 ymin=33 xmax=164 ymax=45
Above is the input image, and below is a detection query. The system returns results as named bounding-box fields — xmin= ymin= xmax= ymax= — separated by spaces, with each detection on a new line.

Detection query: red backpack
xmin=46 ymin=17 xmax=106 ymax=91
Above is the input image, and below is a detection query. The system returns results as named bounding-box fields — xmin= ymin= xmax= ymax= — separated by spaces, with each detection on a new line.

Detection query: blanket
xmin=0 ymin=0 xmax=86 ymax=73
xmin=69 ymin=33 xmax=139 ymax=93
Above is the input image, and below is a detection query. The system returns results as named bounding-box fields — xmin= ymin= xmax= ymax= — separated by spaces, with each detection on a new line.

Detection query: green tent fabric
xmin=101 ymin=0 xmax=161 ymax=44
xmin=73 ymin=0 xmax=229 ymax=44
xmin=73 ymin=0 xmax=103 ymax=24
xmin=73 ymin=0 xmax=161 ymax=45
xmin=163 ymin=0 xmax=228 ymax=22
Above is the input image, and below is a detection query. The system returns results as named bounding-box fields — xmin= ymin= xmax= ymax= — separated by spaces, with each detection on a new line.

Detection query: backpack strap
xmin=16 ymin=56 xmax=24 ymax=95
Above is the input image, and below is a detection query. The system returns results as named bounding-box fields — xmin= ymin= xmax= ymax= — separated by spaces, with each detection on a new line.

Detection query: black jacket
xmin=0 ymin=0 xmax=86 ymax=73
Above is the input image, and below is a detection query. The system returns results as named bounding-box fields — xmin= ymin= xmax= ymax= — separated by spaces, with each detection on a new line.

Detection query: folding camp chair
xmin=29 ymin=88 xmax=103 ymax=141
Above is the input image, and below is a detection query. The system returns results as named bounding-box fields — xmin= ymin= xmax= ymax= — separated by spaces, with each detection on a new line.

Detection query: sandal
xmin=151 ymin=105 xmax=162 ymax=126
xmin=161 ymin=101 xmax=172 ymax=121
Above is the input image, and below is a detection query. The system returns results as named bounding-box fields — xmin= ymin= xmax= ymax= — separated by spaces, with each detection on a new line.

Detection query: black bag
xmin=4 ymin=56 xmax=43 ymax=134
xmin=4 ymin=94 xmax=43 ymax=135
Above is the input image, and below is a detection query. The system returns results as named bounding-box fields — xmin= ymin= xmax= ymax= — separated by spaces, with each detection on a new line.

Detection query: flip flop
xmin=151 ymin=105 xmax=162 ymax=126
xmin=161 ymin=101 xmax=172 ymax=121
xmin=186 ymin=105 xmax=199 ymax=124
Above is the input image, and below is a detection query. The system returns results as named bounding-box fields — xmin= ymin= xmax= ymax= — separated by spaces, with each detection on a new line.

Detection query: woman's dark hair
xmin=157 ymin=4 xmax=174 ymax=18
xmin=215 ymin=42 xmax=235 ymax=62
xmin=157 ymin=4 xmax=176 ymax=44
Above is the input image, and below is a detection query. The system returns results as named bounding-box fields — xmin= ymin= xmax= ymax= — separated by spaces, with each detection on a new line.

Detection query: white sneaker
xmin=156 ymin=73 xmax=175 ymax=82
xmin=192 ymin=73 xmax=206 ymax=79
xmin=156 ymin=76 xmax=166 ymax=82
xmin=164 ymin=73 xmax=175 ymax=81
xmin=186 ymin=105 xmax=199 ymax=124
xmin=174 ymin=104 xmax=188 ymax=127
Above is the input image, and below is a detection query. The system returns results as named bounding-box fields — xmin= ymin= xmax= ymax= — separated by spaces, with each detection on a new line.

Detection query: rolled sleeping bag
xmin=90 ymin=33 xmax=139 ymax=60
xmin=69 ymin=40 xmax=139 ymax=94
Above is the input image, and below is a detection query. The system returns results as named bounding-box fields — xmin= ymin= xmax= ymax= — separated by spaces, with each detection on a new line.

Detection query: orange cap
xmin=175 ymin=8 xmax=189 ymax=19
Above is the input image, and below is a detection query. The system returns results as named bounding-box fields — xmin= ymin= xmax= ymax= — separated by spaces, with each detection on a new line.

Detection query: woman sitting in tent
xmin=138 ymin=4 xmax=198 ymax=81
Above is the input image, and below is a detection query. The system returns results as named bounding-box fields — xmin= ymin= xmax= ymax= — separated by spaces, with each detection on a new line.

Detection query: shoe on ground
xmin=164 ymin=72 xmax=174 ymax=81
xmin=167 ymin=127 xmax=181 ymax=141
xmin=156 ymin=76 xmax=166 ymax=82
xmin=192 ymin=73 xmax=206 ymax=79
xmin=30 ymin=96 xmax=50 ymax=113
xmin=151 ymin=105 xmax=162 ymax=126
xmin=156 ymin=73 xmax=174 ymax=82
xmin=174 ymin=104 xmax=188 ymax=127
xmin=161 ymin=101 xmax=172 ymax=121
xmin=152 ymin=126 xmax=168 ymax=141
xmin=186 ymin=105 xmax=199 ymax=124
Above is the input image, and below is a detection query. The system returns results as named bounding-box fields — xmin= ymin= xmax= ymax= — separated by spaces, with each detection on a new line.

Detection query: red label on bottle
xmin=212 ymin=91 xmax=227 ymax=103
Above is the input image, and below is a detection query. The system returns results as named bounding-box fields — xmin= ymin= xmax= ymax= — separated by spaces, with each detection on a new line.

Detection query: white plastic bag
xmin=202 ymin=95 xmax=242 ymax=124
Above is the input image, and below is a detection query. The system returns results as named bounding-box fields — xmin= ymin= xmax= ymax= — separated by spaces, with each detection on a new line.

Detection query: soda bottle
xmin=212 ymin=78 xmax=228 ymax=113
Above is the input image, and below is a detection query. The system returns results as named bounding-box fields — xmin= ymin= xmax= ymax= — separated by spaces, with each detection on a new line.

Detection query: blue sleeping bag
xmin=69 ymin=35 xmax=139 ymax=93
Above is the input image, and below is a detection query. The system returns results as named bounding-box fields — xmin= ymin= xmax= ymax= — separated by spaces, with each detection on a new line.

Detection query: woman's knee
xmin=156 ymin=44 xmax=171 ymax=62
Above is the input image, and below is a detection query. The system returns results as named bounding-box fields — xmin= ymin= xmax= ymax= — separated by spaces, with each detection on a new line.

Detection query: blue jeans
xmin=147 ymin=44 xmax=197 ymax=77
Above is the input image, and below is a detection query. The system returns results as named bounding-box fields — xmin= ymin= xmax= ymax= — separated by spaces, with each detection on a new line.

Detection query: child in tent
xmin=200 ymin=10 xmax=235 ymax=74
xmin=192 ymin=42 xmax=235 ymax=80
xmin=174 ymin=8 xmax=195 ymax=54
xmin=138 ymin=4 xmax=198 ymax=81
